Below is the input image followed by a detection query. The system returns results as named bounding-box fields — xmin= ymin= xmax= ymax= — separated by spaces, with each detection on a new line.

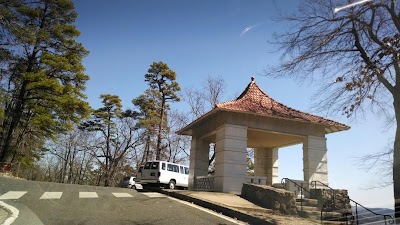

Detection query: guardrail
xmin=349 ymin=198 xmax=394 ymax=225
xmin=311 ymin=180 xmax=394 ymax=225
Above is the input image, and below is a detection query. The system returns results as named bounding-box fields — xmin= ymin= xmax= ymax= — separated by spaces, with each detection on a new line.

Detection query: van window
xmin=151 ymin=162 xmax=159 ymax=169
xmin=167 ymin=164 xmax=179 ymax=173
xmin=167 ymin=164 xmax=173 ymax=171
xmin=144 ymin=162 xmax=151 ymax=169
xmin=162 ymin=163 xmax=166 ymax=170
xmin=180 ymin=166 xmax=184 ymax=174
xmin=184 ymin=167 xmax=189 ymax=175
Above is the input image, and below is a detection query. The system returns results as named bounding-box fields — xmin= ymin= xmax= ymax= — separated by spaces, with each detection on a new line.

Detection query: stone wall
xmin=241 ymin=183 xmax=297 ymax=215
xmin=311 ymin=189 xmax=352 ymax=213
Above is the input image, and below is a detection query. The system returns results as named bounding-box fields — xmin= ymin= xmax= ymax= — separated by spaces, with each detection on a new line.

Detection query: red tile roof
xmin=215 ymin=79 xmax=350 ymax=131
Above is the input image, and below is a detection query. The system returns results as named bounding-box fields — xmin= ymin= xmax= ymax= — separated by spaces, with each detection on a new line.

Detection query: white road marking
xmin=0 ymin=201 xmax=19 ymax=225
xmin=39 ymin=192 xmax=63 ymax=199
xmin=141 ymin=192 xmax=166 ymax=198
xmin=112 ymin=193 xmax=133 ymax=198
xmin=79 ymin=192 xmax=98 ymax=198
xmin=167 ymin=197 xmax=248 ymax=225
xmin=0 ymin=191 xmax=27 ymax=200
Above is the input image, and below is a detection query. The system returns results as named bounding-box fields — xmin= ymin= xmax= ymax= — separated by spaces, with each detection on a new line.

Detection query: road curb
xmin=157 ymin=189 xmax=273 ymax=225
xmin=0 ymin=201 xmax=19 ymax=225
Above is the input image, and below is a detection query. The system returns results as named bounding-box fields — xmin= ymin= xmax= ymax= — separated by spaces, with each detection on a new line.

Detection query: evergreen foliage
xmin=142 ymin=61 xmax=181 ymax=160
xmin=0 ymin=0 xmax=90 ymax=163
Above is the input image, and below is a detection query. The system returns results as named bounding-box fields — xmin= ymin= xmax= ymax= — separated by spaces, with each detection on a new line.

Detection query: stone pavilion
xmin=177 ymin=77 xmax=350 ymax=194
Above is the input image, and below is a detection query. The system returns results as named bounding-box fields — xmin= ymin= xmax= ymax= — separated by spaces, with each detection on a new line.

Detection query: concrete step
xmin=296 ymin=205 xmax=319 ymax=211
xmin=299 ymin=210 xmax=344 ymax=220
xmin=321 ymin=221 xmax=348 ymax=225
xmin=296 ymin=198 xmax=318 ymax=207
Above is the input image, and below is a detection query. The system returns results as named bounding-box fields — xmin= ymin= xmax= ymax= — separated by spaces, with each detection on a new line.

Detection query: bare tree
xmin=183 ymin=75 xmax=227 ymax=120
xmin=80 ymin=95 xmax=142 ymax=186
xmin=182 ymin=88 xmax=206 ymax=119
xmin=88 ymin=115 xmax=141 ymax=187
xmin=165 ymin=110 xmax=190 ymax=164
xmin=358 ymin=142 xmax=393 ymax=189
xmin=44 ymin=127 xmax=96 ymax=184
xmin=203 ymin=75 xmax=226 ymax=109
xmin=267 ymin=0 xmax=400 ymax=221
xmin=182 ymin=75 xmax=227 ymax=166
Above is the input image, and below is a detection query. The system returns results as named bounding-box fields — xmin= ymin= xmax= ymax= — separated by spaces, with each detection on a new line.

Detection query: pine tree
xmin=143 ymin=62 xmax=180 ymax=160
xmin=0 ymin=0 xmax=90 ymax=162
xmin=133 ymin=89 xmax=161 ymax=163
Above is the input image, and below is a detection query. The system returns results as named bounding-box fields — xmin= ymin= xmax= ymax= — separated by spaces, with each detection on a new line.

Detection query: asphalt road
xmin=0 ymin=177 xmax=243 ymax=225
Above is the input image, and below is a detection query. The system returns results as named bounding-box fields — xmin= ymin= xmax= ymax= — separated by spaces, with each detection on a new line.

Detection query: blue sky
xmin=73 ymin=0 xmax=394 ymax=209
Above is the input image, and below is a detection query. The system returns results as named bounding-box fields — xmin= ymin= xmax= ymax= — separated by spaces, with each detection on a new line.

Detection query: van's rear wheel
xmin=168 ymin=180 xmax=176 ymax=189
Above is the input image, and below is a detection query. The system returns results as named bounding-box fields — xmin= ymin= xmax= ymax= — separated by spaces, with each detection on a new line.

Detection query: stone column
xmin=214 ymin=124 xmax=248 ymax=194
xmin=188 ymin=137 xmax=209 ymax=190
xmin=303 ymin=136 xmax=328 ymax=187
xmin=254 ymin=147 xmax=279 ymax=185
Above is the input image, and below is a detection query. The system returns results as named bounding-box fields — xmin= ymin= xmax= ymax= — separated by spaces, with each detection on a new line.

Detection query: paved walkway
xmin=175 ymin=190 xmax=270 ymax=211
xmin=159 ymin=189 xmax=319 ymax=225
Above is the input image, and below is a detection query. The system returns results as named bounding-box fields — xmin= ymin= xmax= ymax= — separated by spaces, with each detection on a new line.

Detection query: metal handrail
xmin=320 ymin=202 xmax=355 ymax=224
xmin=311 ymin=180 xmax=394 ymax=225
xmin=350 ymin=198 xmax=394 ymax=225
xmin=311 ymin=180 xmax=336 ymax=210
xmin=281 ymin=178 xmax=317 ymax=212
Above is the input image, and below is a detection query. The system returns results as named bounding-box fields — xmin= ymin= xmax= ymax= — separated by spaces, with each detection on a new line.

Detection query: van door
xmin=149 ymin=161 xmax=159 ymax=180
xmin=166 ymin=163 xmax=179 ymax=186
xmin=141 ymin=162 xmax=152 ymax=181
xmin=159 ymin=162 xmax=167 ymax=184
xmin=183 ymin=167 xmax=189 ymax=187
xmin=178 ymin=166 xmax=185 ymax=186
xmin=136 ymin=166 xmax=143 ymax=181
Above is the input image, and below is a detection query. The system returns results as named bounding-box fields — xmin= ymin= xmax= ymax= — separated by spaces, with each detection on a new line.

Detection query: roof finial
xmin=251 ymin=76 xmax=255 ymax=82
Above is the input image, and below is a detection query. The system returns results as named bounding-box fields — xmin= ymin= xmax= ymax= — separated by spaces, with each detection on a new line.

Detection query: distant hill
xmin=351 ymin=206 xmax=394 ymax=224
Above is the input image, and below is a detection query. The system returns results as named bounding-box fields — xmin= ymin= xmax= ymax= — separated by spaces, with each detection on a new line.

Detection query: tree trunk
xmin=68 ymin=149 xmax=76 ymax=184
xmin=394 ymin=95 xmax=400 ymax=224
xmin=140 ymin=133 xmax=150 ymax=165
xmin=108 ymin=161 xmax=119 ymax=187
xmin=0 ymin=2 xmax=47 ymax=162
xmin=156 ymin=100 xmax=165 ymax=160
xmin=77 ymin=151 xmax=86 ymax=184
xmin=0 ymin=81 xmax=28 ymax=162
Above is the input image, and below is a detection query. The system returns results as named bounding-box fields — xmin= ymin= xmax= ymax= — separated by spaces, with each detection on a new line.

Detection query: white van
xmin=139 ymin=161 xmax=189 ymax=189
